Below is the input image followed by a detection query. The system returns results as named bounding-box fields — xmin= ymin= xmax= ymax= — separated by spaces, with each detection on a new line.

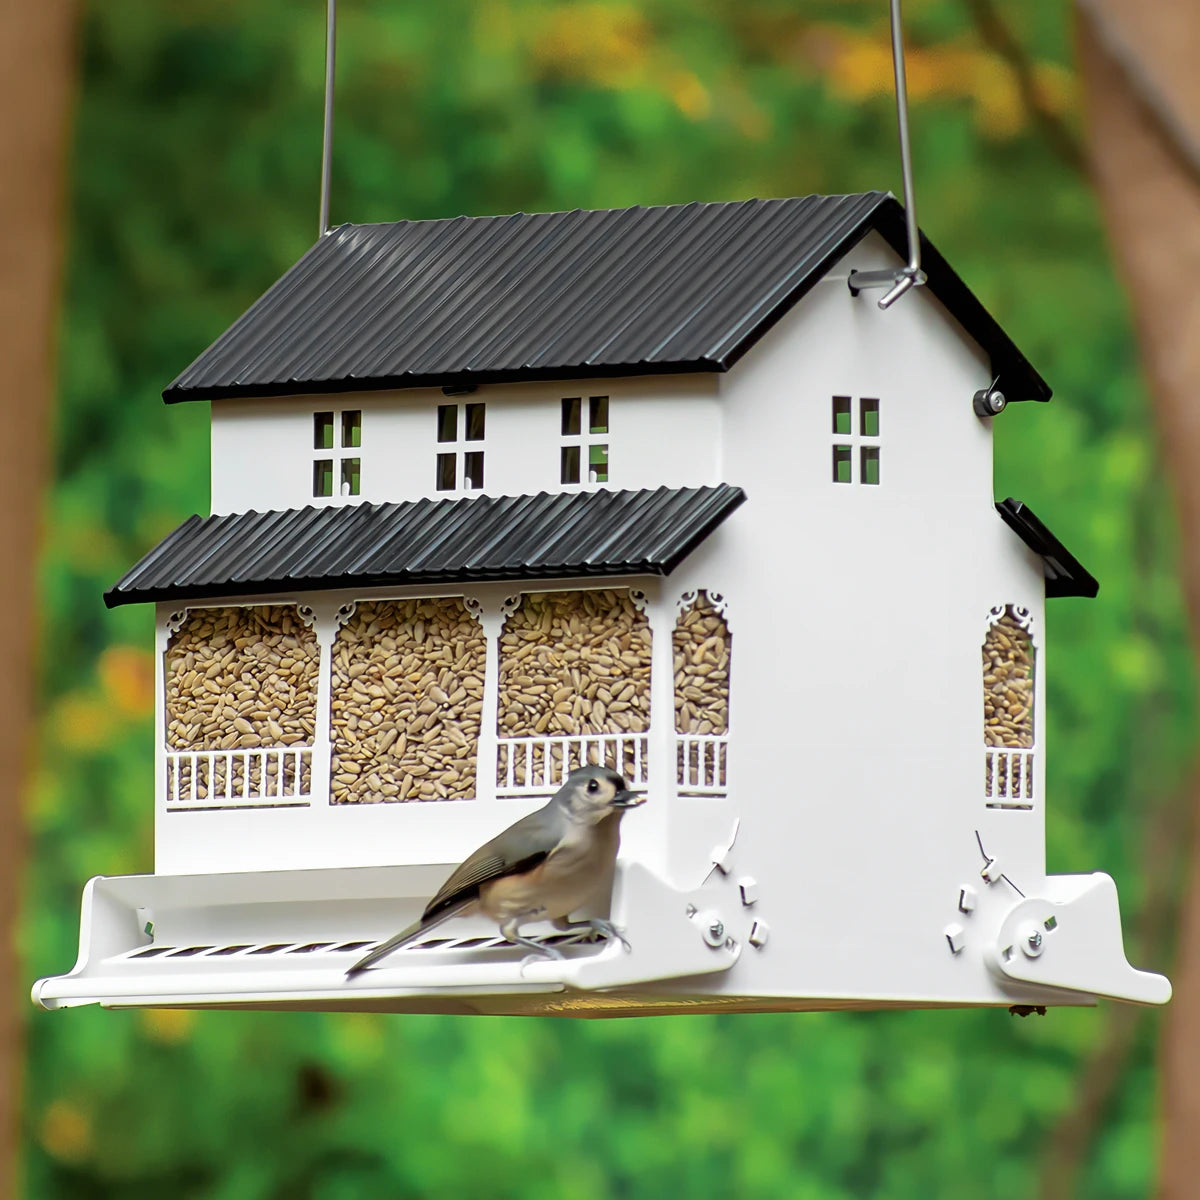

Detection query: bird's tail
xmin=345 ymin=898 xmax=473 ymax=979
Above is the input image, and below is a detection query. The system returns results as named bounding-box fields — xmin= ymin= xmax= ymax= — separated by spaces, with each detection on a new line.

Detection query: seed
xmin=982 ymin=612 xmax=1034 ymax=749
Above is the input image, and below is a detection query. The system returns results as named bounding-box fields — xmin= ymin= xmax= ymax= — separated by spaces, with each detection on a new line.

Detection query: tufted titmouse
xmin=346 ymin=765 xmax=644 ymax=977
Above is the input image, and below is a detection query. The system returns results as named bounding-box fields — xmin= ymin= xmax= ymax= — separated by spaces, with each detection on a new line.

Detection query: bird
xmin=346 ymin=764 xmax=645 ymax=978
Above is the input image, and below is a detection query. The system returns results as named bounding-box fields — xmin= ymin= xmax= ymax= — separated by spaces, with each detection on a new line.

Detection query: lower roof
xmin=104 ymin=487 xmax=1093 ymax=609
xmin=104 ymin=485 xmax=747 ymax=608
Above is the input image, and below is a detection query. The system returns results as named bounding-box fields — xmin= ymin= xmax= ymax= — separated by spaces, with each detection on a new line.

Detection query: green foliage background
xmin=23 ymin=1 xmax=1195 ymax=1196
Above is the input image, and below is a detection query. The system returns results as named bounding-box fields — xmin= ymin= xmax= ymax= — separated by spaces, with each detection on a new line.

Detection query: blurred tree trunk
xmin=0 ymin=0 xmax=76 ymax=1192
xmin=1076 ymin=2 xmax=1200 ymax=1197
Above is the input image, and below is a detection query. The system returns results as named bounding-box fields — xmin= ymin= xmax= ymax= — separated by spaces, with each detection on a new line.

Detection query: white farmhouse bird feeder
xmin=34 ymin=2 xmax=1168 ymax=1018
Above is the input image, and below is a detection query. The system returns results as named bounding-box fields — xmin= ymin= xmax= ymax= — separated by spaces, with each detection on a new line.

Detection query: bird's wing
xmin=423 ymin=804 xmax=562 ymax=919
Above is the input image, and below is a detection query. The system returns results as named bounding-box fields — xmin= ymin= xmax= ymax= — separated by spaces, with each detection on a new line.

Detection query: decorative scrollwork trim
xmin=985 ymin=603 xmax=1034 ymax=635
xmin=164 ymin=608 xmax=191 ymax=637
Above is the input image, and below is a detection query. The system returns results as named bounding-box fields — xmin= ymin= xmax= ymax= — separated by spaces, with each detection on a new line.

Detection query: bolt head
xmin=1018 ymin=921 xmax=1046 ymax=958
xmin=709 ymin=921 xmax=725 ymax=940
xmin=988 ymin=390 xmax=1007 ymax=413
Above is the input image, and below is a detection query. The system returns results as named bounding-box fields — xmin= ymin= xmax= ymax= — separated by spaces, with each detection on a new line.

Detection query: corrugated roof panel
xmin=105 ymin=485 xmax=747 ymax=608
xmin=164 ymin=194 xmax=1050 ymax=404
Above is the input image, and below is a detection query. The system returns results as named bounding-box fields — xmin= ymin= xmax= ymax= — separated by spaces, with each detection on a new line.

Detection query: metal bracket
xmin=988 ymin=873 xmax=1171 ymax=1005
xmin=847 ymin=266 xmax=928 ymax=309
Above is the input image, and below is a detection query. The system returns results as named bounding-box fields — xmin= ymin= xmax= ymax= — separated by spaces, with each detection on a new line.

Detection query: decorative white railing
xmin=166 ymin=748 xmax=312 ymax=809
xmin=496 ymin=734 xmax=649 ymax=796
xmin=985 ymin=748 xmax=1034 ymax=808
xmin=676 ymin=734 xmax=728 ymax=795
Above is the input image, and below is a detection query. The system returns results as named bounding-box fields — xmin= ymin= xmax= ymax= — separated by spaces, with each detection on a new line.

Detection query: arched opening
xmin=983 ymin=605 xmax=1035 ymax=809
xmin=164 ymin=605 xmax=318 ymax=806
xmin=673 ymin=591 xmax=730 ymax=796
xmin=496 ymin=588 xmax=651 ymax=794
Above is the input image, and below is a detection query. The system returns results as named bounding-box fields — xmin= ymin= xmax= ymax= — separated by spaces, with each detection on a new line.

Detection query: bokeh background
xmin=15 ymin=1 xmax=1199 ymax=1196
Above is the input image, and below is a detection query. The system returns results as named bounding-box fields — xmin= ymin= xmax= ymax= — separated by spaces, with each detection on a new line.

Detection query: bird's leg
xmin=552 ymin=916 xmax=631 ymax=953
xmin=500 ymin=918 xmax=565 ymax=974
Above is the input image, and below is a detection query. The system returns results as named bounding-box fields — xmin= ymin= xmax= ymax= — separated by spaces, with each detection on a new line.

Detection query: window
xmin=435 ymin=402 xmax=486 ymax=492
xmin=313 ymin=409 xmax=362 ymax=499
xmin=831 ymin=396 xmax=880 ymax=485
xmin=561 ymin=395 xmax=609 ymax=485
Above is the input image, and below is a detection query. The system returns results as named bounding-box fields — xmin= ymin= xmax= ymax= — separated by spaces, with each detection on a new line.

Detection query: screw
xmin=1027 ymin=930 xmax=1043 ymax=952
xmin=973 ymin=388 xmax=1007 ymax=418
xmin=709 ymin=921 xmax=725 ymax=941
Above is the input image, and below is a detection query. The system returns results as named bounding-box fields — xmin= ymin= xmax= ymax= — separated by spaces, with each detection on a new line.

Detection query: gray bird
xmin=346 ymin=765 xmax=645 ymax=978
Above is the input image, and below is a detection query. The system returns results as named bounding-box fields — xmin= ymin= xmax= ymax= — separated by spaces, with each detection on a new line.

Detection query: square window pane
xmin=561 ymin=445 xmax=580 ymax=484
xmin=832 ymin=445 xmax=852 ymax=483
xmin=860 ymin=397 xmax=880 ymax=437
xmin=314 ymin=412 xmax=334 ymax=450
xmin=861 ymin=446 xmax=880 ymax=485
xmin=437 ymin=404 xmax=458 ymax=443
xmin=588 ymin=443 xmax=609 ymax=483
xmin=436 ymin=453 xmax=456 ymax=491
xmin=313 ymin=458 xmax=333 ymax=496
xmin=342 ymin=410 xmax=362 ymax=448
xmin=589 ymin=395 xmax=609 ymax=434
xmin=561 ymin=397 xmax=581 ymax=436
xmin=832 ymin=396 xmax=851 ymax=435
xmin=465 ymin=403 xmax=486 ymax=441
xmin=463 ymin=451 xmax=484 ymax=489
xmin=340 ymin=457 xmax=361 ymax=496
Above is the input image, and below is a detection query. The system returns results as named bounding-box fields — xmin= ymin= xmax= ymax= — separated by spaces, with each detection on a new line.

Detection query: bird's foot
xmin=510 ymin=932 xmax=565 ymax=976
xmin=588 ymin=919 xmax=632 ymax=953
xmin=553 ymin=917 xmax=631 ymax=953
xmin=518 ymin=944 xmax=566 ymax=976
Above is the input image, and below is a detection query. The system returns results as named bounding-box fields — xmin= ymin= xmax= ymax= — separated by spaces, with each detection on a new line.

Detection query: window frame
xmin=831 ymin=395 xmax=881 ymax=486
xmin=560 ymin=394 xmax=610 ymax=487
xmin=434 ymin=401 xmax=487 ymax=494
xmin=312 ymin=407 xmax=363 ymax=502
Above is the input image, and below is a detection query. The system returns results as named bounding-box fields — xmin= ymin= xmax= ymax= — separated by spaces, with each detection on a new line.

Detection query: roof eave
xmin=871 ymin=198 xmax=1052 ymax=405
xmin=163 ymin=357 xmax=728 ymax=405
xmin=996 ymin=497 xmax=1098 ymax=598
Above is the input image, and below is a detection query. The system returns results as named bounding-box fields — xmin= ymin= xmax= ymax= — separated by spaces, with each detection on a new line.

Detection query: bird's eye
xmin=587 ymin=779 xmax=599 ymax=793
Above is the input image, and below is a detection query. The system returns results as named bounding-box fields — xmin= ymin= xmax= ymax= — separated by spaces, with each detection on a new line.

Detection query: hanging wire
xmin=888 ymin=0 xmax=920 ymax=279
xmin=319 ymin=0 xmax=337 ymax=236
xmin=844 ymin=0 xmax=927 ymax=308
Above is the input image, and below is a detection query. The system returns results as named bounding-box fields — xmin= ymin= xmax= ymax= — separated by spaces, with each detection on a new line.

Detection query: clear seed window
xmin=982 ymin=605 xmax=1035 ymax=808
xmin=673 ymin=591 xmax=730 ymax=796
xmin=164 ymin=606 xmax=318 ymax=806
xmin=496 ymin=589 xmax=651 ymax=791
xmin=330 ymin=598 xmax=486 ymax=803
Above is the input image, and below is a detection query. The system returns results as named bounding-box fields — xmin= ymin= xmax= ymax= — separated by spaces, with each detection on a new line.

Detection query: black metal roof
xmin=997 ymin=498 xmax=1099 ymax=598
xmin=104 ymin=484 xmax=746 ymax=608
xmin=165 ymin=193 xmax=1050 ymax=405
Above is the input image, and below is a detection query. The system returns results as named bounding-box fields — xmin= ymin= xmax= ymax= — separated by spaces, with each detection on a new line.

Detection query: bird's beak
xmin=612 ymin=789 xmax=646 ymax=808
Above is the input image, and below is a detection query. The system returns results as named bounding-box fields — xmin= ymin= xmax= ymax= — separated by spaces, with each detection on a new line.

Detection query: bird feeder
xmin=32 ymin=189 xmax=1170 ymax=1016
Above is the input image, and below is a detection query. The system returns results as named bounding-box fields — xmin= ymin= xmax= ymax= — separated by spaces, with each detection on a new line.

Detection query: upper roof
xmin=104 ymin=484 xmax=746 ymax=608
xmin=165 ymin=193 xmax=1050 ymax=405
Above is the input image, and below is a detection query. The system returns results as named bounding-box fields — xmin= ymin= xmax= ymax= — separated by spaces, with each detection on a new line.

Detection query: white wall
xmin=210 ymin=374 xmax=721 ymax=515
xmin=654 ymin=230 xmax=1057 ymax=1004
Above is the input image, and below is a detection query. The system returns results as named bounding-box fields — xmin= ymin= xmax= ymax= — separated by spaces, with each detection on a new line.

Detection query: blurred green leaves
xmin=24 ymin=1 xmax=1193 ymax=1198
